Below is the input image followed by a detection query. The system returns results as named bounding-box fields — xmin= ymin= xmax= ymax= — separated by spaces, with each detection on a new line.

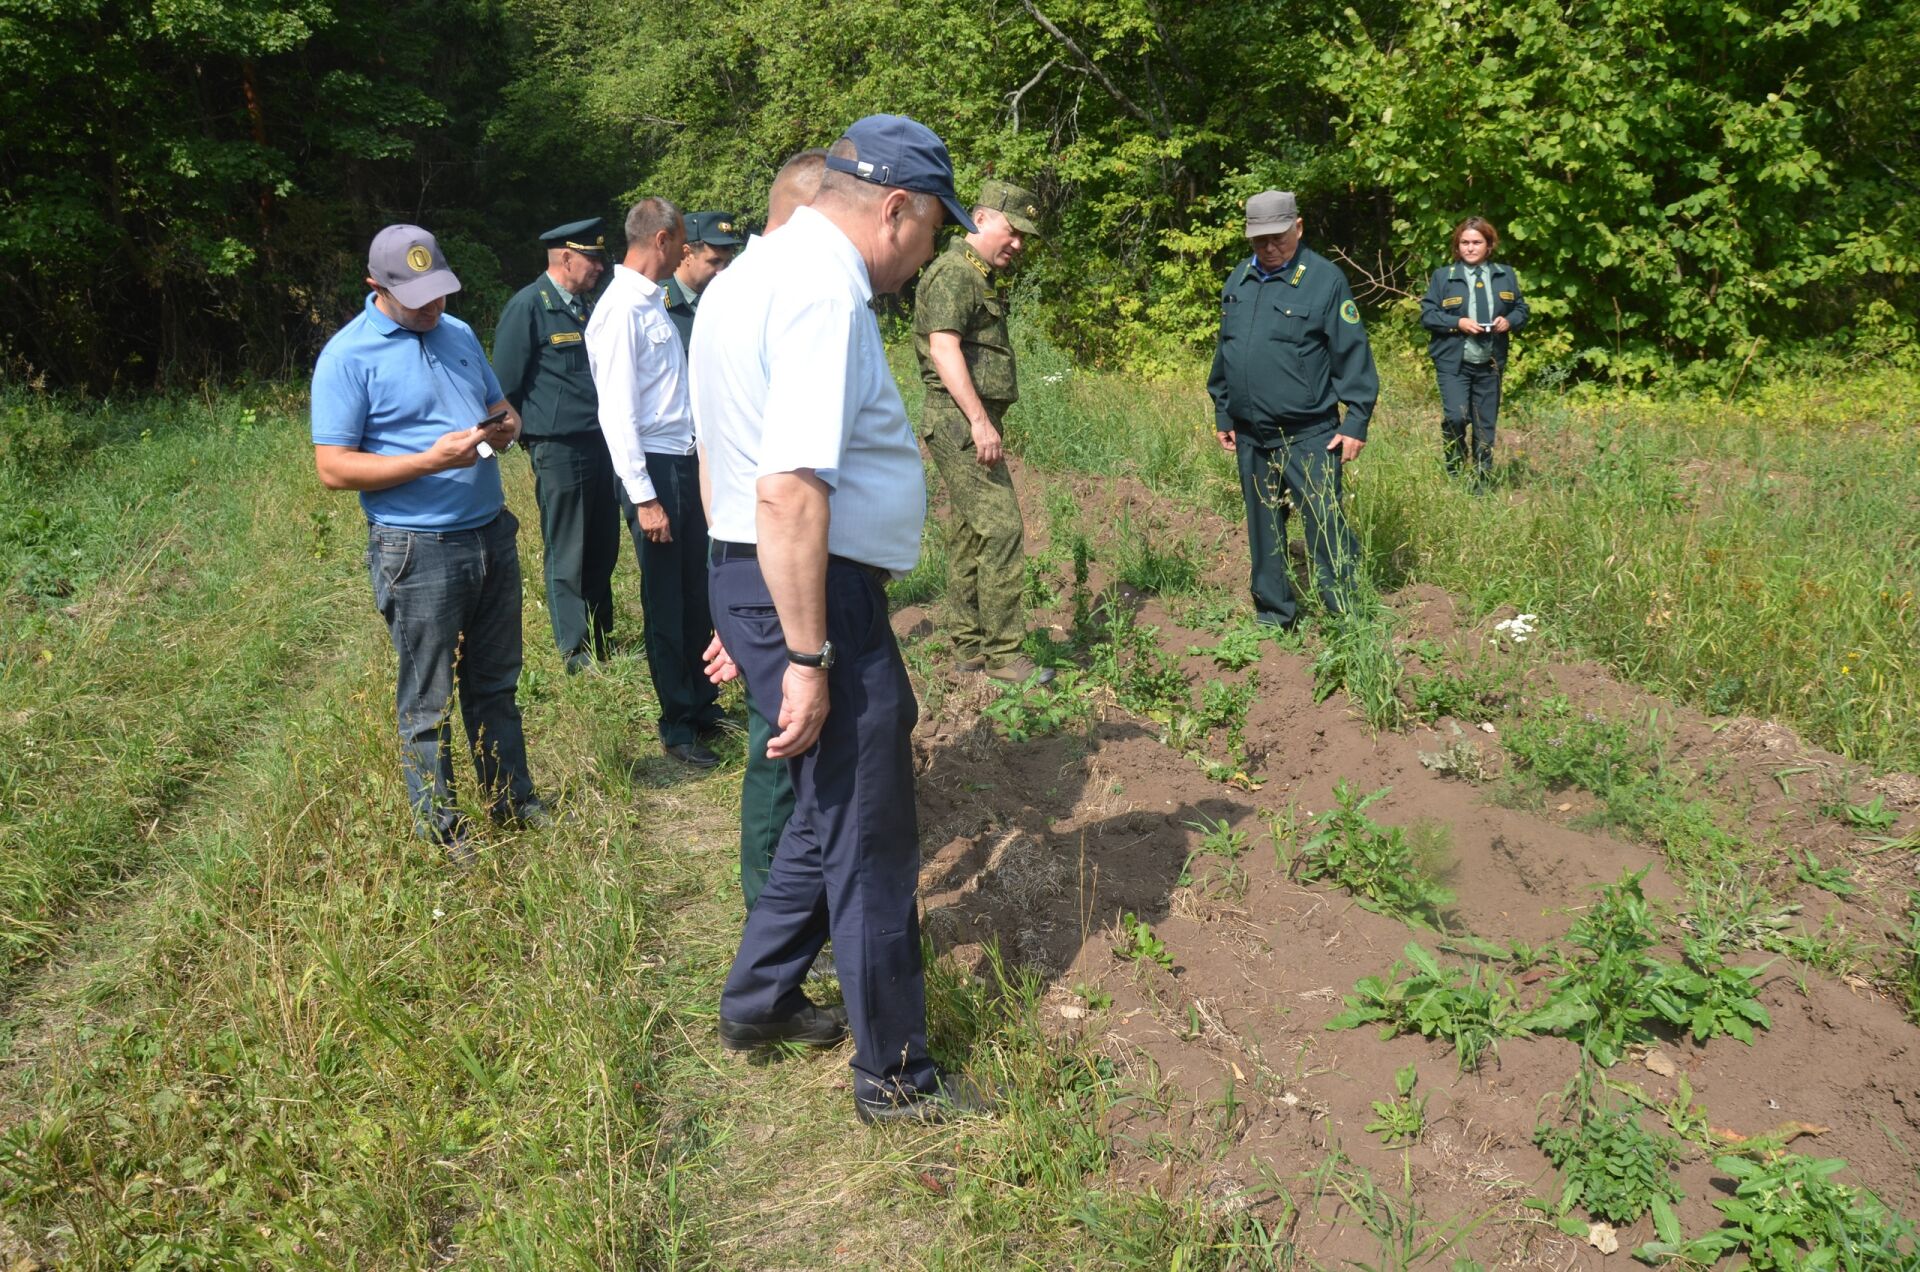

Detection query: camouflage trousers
xmin=922 ymin=397 xmax=1027 ymax=664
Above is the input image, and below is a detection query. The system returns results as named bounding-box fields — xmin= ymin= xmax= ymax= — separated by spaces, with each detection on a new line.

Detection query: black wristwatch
xmin=787 ymin=640 xmax=835 ymax=669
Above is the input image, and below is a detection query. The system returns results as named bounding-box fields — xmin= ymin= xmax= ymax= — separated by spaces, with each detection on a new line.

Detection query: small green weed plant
xmin=1114 ymin=913 xmax=1174 ymax=973
xmin=1311 ymin=606 xmax=1407 ymax=731
xmin=1793 ymin=849 xmax=1858 ymax=897
xmin=1326 ymin=942 xmax=1525 ymax=1071
xmin=1365 ymin=1064 xmax=1427 ymax=1146
xmin=1291 ymin=782 xmax=1454 ymax=929
xmin=1634 ymin=1153 xmax=1919 ymax=1269
xmin=1535 ymin=870 xmax=1771 ymax=1065
xmin=982 ymin=669 xmax=1094 ymax=743
xmin=1819 ymin=786 xmax=1900 ymax=831
xmin=1111 ymin=508 xmax=1201 ymax=596
xmin=1179 ymin=817 xmax=1251 ymax=899
xmin=1085 ymin=602 xmax=1190 ymax=718
xmin=1532 ymin=1104 xmax=1685 ymax=1230
xmin=1410 ymin=662 xmax=1511 ymax=725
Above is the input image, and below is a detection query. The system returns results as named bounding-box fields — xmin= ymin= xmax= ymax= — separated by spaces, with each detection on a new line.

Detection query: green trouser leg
xmin=1435 ymin=360 xmax=1502 ymax=479
xmin=739 ymin=691 xmax=796 ymax=912
xmin=1236 ymin=421 xmax=1359 ymax=627
xmin=922 ymin=398 xmax=1027 ymax=664
xmin=527 ymin=433 xmax=620 ymax=665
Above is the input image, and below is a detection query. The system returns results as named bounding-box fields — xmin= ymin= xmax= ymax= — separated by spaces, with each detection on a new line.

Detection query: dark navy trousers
xmin=710 ymin=552 xmax=937 ymax=1104
xmin=621 ymin=452 xmax=723 ymax=746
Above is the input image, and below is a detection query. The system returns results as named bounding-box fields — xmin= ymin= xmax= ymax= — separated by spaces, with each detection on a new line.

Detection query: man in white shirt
xmin=586 ymin=196 xmax=725 ymax=767
xmin=692 ymin=115 xmax=989 ymax=1124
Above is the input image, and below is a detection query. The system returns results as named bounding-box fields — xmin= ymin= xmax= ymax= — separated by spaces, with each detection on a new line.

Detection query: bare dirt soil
xmin=904 ymin=457 xmax=1920 ymax=1268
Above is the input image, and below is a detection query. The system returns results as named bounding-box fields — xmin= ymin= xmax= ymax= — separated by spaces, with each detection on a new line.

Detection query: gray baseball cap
xmin=368 ymin=224 xmax=462 ymax=307
xmin=1244 ymin=190 xmax=1299 ymax=238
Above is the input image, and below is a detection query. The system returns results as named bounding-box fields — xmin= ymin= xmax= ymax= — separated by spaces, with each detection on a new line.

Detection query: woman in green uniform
xmin=1419 ymin=217 xmax=1528 ymax=485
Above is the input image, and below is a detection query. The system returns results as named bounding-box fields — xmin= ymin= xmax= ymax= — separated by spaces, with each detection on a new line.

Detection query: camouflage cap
xmin=977 ymin=179 xmax=1041 ymax=237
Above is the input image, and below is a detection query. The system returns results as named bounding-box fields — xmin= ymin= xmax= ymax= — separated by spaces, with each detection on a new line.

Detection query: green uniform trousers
xmin=1234 ymin=418 xmax=1359 ymax=629
xmin=1436 ymin=360 xmax=1502 ymax=479
xmin=526 ymin=433 xmax=620 ymax=666
xmin=922 ymin=397 xmax=1027 ymax=664
xmin=739 ymin=693 xmax=796 ymax=912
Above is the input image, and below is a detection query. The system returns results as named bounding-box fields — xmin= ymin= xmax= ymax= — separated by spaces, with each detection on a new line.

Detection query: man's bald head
xmin=766 ymin=148 xmax=828 ymax=233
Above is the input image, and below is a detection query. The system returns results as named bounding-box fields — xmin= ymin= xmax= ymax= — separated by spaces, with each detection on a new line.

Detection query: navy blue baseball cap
xmin=824 ymin=114 xmax=976 ymax=232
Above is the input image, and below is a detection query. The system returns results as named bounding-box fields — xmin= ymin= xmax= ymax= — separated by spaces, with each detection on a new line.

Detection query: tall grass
xmin=0 ymin=387 xmax=1296 ymax=1268
xmin=996 ymin=333 xmax=1920 ymax=771
xmin=1354 ymin=362 xmax=1920 ymax=768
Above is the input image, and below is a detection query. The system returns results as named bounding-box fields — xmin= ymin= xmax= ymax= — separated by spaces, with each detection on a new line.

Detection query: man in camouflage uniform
xmin=913 ymin=179 xmax=1052 ymax=684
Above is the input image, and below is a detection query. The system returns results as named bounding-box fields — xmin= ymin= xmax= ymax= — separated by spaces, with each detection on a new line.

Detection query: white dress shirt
xmin=584 ymin=263 xmax=695 ymax=505
xmin=689 ymin=206 xmax=925 ymax=575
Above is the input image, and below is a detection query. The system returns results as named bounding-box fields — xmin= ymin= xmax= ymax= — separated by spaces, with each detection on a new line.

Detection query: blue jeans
xmin=367 ymin=510 xmax=536 ymax=840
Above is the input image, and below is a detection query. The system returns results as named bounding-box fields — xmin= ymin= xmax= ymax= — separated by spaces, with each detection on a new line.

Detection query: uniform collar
xmin=1249 ymin=247 xmax=1306 ymax=285
xmin=538 ymin=272 xmax=583 ymax=311
xmin=958 ymin=239 xmax=995 ymax=279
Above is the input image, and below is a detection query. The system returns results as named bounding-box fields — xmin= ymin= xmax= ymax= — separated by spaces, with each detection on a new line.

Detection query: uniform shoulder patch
xmin=1340 ymin=299 xmax=1361 ymax=325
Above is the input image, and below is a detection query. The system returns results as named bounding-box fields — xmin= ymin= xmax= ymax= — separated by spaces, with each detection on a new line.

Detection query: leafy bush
xmin=1534 ymin=869 xmax=1771 ymax=1065
xmin=1291 ymin=782 xmax=1453 ymax=929
xmin=983 ymin=670 xmax=1095 ymax=743
xmin=1327 ymin=942 xmax=1525 ymax=1071
xmin=1635 ymin=1154 xmax=1919 ymax=1270
xmin=1534 ymin=1105 xmax=1685 ymax=1228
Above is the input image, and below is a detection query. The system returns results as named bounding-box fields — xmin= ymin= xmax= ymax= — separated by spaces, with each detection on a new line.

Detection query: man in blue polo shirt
xmin=312 ymin=224 xmax=547 ymax=860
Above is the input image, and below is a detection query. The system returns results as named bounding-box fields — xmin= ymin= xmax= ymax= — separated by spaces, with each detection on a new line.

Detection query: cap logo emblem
xmin=1025 ymin=205 xmax=1037 ymax=217
xmin=717 ymin=221 xmax=733 ymax=233
xmin=406 ymin=246 xmax=433 ymax=273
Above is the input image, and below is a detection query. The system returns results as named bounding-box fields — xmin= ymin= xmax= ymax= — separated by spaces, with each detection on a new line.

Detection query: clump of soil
xmin=905 ymin=456 xmax=1920 ymax=1268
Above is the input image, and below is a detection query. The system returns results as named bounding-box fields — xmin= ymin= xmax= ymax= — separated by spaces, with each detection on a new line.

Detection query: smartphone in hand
xmin=475 ymin=408 xmax=510 ymax=459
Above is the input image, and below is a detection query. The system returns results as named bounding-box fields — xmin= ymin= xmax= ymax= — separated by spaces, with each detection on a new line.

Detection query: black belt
xmin=710 ymin=540 xmax=890 ymax=587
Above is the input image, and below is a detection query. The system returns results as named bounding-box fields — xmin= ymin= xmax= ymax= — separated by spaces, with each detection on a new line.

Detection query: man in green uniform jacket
xmin=491 ymin=218 xmax=616 ymax=672
xmin=1207 ymin=191 xmax=1379 ymax=630
xmin=663 ymin=211 xmax=744 ymax=350
xmin=913 ymin=179 xmax=1053 ymax=684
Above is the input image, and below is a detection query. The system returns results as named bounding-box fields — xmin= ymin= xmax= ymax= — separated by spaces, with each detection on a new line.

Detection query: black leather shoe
xmin=854 ymin=1073 xmax=994 ymax=1125
xmin=664 ymin=740 xmax=721 ymax=769
xmin=718 ymin=1002 xmax=849 ymax=1051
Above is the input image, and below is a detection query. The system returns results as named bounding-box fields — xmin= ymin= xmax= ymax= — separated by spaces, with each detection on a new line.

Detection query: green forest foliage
xmin=3 ymin=0 xmax=1916 ymax=389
